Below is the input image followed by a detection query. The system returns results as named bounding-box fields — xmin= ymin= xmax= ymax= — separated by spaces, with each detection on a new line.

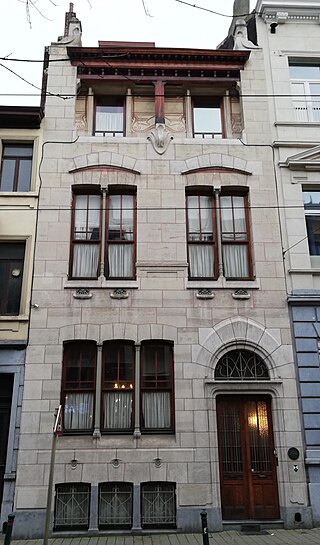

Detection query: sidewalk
xmin=2 ymin=529 xmax=320 ymax=545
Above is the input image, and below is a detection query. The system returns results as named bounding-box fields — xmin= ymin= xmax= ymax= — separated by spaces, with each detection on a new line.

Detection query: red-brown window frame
xmin=192 ymin=96 xmax=224 ymax=139
xmin=105 ymin=188 xmax=137 ymax=280
xmin=101 ymin=341 xmax=135 ymax=433
xmin=140 ymin=341 xmax=175 ymax=433
xmin=0 ymin=143 xmax=33 ymax=192
xmin=186 ymin=190 xmax=218 ymax=280
xmin=94 ymin=96 xmax=126 ymax=137
xmin=69 ymin=185 xmax=102 ymax=280
xmin=61 ymin=341 xmax=96 ymax=433
xmin=220 ymin=189 xmax=253 ymax=280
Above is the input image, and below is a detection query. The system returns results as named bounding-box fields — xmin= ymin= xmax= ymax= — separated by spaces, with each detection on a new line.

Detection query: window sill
xmin=0 ymin=191 xmax=38 ymax=197
xmin=0 ymin=315 xmax=28 ymax=321
xmin=275 ymin=121 xmax=320 ymax=127
xmin=186 ymin=278 xmax=260 ymax=289
xmin=64 ymin=278 xmax=139 ymax=289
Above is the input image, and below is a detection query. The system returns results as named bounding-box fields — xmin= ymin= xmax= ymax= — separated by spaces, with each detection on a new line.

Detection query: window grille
xmin=215 ymin=350 xmax=269 ymax=381
xmin=141 ymin=483 xmax=176 ymax=528
xmin=99 ymin=483 xmax=133 ymax=528
xmin=54 ymin=484 xmax=90 ymax=530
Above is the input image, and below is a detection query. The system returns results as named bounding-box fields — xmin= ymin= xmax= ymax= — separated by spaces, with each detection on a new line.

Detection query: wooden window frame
xmin=94 ymin=96 xmax=126 ymax=137
xmin=186 ymin=190 xmax=218 ymax=280
xmin=0 ymin=143 xmax=33 ymax=192
xmin=61 ymin=341 xmax=96 ymax=434
xmin=105 ymin=189 xmax=137 ymax=280
xmin=140 ymin=341 xmax=175 ymax=434
xmin=192 ymin=96 xmax=224 ymax=139
xmin=0 ymin=242 xmax=25 ymax=316
xmin=101 ymin=341 xmax=135 ymax=433
xmin=220 ymin=190 xmax=253 ymax=280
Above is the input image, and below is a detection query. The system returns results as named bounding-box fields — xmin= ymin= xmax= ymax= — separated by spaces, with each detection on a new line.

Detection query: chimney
xmin=64 ymin=3 xmax=76 ymax=37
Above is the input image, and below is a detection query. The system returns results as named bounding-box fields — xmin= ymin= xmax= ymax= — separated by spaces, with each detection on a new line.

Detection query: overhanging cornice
xmin=256 ymin=0 xmax=320 ymax=22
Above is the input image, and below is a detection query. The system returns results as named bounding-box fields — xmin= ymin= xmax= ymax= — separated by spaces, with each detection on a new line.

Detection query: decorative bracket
xmin=110 ymin=288 xmax=129 ymax=300
xmin=73 ymin=288 xmax=92 ymax=299
xmin=232 ymin=289 xmax=251 ymax=300
xmin=147 ymin=123 xmax=173 ymax=155
xmin=196 ymin=289 xmax=214 ymax=300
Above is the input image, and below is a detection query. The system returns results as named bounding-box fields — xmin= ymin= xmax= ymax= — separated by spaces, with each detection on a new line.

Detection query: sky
xmin=0 ymin=0 xmax=255 ymax=107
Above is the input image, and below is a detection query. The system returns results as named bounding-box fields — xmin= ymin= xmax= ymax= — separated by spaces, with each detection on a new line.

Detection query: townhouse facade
xmin=250 ymin=0 xmax=320 ymax=526
xmin=12 ymin=2 xmax=315 ymax=537
xmin=0 ymin=106 xmax=43 ymax=521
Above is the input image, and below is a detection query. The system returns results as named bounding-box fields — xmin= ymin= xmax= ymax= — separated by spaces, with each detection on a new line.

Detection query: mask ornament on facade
xmin=147 ymin=123 xmax=173 ymax=155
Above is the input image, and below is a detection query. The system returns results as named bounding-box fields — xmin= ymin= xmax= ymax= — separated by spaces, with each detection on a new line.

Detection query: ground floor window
xmin=141 ymin=482 xmax=176 ymax=528
xmin=54 ymin=483 xmax=90 ymax=530
xmin=99 ymin=482 xmax=133 ymax=528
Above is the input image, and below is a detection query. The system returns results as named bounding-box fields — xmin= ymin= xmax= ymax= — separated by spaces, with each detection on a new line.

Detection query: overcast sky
xmin=0 ymin=0 xmax=255 ymax=107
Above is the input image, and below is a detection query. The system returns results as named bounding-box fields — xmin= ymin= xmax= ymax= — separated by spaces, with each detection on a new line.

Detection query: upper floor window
xmin=0 ymin=144 xmax=33 ymax=192
xmin=94 ymin=97 xmax=125 ymax=136
xmin=303 ymin=189 xmax=320 ymax=256
xmin=70 ymin=187 xmax=136 ymax=280
xmin=186 ymin=189 xmax=252 ymax=280
xmin=0 ymin=242 xmax=25 ymax=316
xmin=290 ymin=64 xmax=320 ymax=122
xmin=192 ymin=97 xmax=223 ymax=139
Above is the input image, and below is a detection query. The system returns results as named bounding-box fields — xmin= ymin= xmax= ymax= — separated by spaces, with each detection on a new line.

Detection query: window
xmin=99 ymin=483 xmax=133 ymax=529
xmin=61 ymin=340 xmax=174 ymax=434
xmin=192 ymin=97 xmax=223 ymax=138
xmin=186 ymin=189 xmax=252 ymax=280
xmin=303 ymin=189 xmax=320 ymax=256
xmin=141 ymin=482 xmax=176 ymax=528
xmin=62 ymin=342 xmax=96 ymax=431
xmin=94 ymin=97 xmax=125 ymax=136
xmin=54 ymin=483 xmax=90 ymax=530
xmin=0 ymin=242 xmax=25 ymax=316
xmin=0 ymin=144 xmax=33 ymax=192
xmin=70 ymin=187 xmax=136 ymax=279
xmin=290 ymin=64 xmax=320 ymax=122
xmin=215 ymin=350 xmax=269 ymax=381
xmin=102 ymin=342 xmax=134 ymax=431
xmin=141 ymin=342 xmax=174 ymax=432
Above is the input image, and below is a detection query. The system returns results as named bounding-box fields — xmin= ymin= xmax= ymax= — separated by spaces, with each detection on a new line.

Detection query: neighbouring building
xmin=250 ymin=0 xmax=320 ymax=526
xmin=0 ymin=105 xmax=43 ymax=521
xmin=12 ymin=2 xmax=314 ymax=537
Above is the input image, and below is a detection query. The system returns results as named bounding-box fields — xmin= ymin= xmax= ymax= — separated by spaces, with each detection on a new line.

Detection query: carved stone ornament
xmin=232 ymin=289 xmax=251 ymax=300
xmin=111 ymin=458 xmax=121 ymax=468
xmin=233 ymin=19 xmax=261 ymax=51
xmin=73 ymin=288 xmax=92 ymax=299
xmin=153 ymin=457 xmax=162 ymax=468
xmin=110 ymin=288 xmax=129 ymax=300
xmin=147 ymin=123 xmax=173 ymax=155
xmin=196 ymin=289 xmax=214 ymax=300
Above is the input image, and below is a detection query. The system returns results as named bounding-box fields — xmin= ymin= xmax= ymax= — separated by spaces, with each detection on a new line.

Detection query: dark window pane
xmin=303 ymin=191 xmax=320 ymax=210
xmin=17 ymin=159 xmax=32 ymax=191
xmin=3 ymin=145 xmax=33 ymax=157
xmin=306 ymin=215 xmax=320 ymax=255
xmin=103 ymin=343 xmax=134 ymax=387
xmin=0 ymin=243 xmax=25 ymax=315
xmin=65 ymin=344 xmax=95 ymax=388
xmin=0 ymin=160 xmax=15 ymax=191
xmin=142 ymin=344 xmax=171 ymax=388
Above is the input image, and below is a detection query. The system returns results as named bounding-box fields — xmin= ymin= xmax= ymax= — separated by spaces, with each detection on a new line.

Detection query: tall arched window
xmin=215 ymin=349 xmax=269 ymax=381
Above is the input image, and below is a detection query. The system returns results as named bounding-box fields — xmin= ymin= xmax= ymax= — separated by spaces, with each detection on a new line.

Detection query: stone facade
xmin=12 ymin=5 xmax=313 ymax=538
xmin=253 ymin=0 xmax=320 ymax=525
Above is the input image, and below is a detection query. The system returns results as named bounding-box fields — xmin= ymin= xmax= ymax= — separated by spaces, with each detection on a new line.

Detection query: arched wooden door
xmin=217 ymin=395 xmax=279 ymax=520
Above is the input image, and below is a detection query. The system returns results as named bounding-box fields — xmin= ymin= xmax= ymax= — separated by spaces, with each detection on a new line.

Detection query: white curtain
xmin=96 ymin=108 xmax=123 ymax=134
xmin=103 ymin=391 xmax=132 ymax=429
xmin=108 ymin=244 xmax=133 ymax=277
xmin=64 ymin=393 xmax=94 ymax=430
xmin=189 ymin=244 xmax=214 ymax=277
xmin=72 ymin=244 xmax=99 ymax=277
xmin=142 ymin=392 xmax=170 ymax=429
xmin=223 ymin=244 xmax=248 ymax=278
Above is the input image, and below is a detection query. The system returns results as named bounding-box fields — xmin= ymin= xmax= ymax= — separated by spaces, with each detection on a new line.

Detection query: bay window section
xmin=141 ymin=342 xmax=174 ymax=432
xmin=102 ymin=342 xmax=134 ymax=431
xmin=106 ymin=193 xmax=135 ymax=278
xmin=220 ymin=194 xmax=251 ymax=279
xmin=62 ymin=342 xmax=96 ymax=432
xmin=71 ymin=193 xmax=101 ymax=278
xmin=187 ymin=193 xmax=216 ymax=279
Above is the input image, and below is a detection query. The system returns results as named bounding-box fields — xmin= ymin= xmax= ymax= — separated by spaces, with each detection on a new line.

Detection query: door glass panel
xmin=219 ymin=400 xmax=243 ymax=476
xmin=247 ymin=400 xmax=272 ymax=473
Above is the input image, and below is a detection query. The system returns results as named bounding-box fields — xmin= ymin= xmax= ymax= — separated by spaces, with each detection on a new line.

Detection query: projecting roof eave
xmin=0 ymin=106 xmax=44 ymax=129
xmin=67 ymin=46 xmax=250 ymax=70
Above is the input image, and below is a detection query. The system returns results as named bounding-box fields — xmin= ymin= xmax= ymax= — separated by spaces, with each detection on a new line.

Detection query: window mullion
xmin=100 ymin=189 xmax=107 ymax=278
xmin=93 ymin=343 xmax=102 ymax=438
xmin=134 ymin=342 xmax=141 ymax=438
xmin=215 ymin=188 xmax=224 ymax=277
